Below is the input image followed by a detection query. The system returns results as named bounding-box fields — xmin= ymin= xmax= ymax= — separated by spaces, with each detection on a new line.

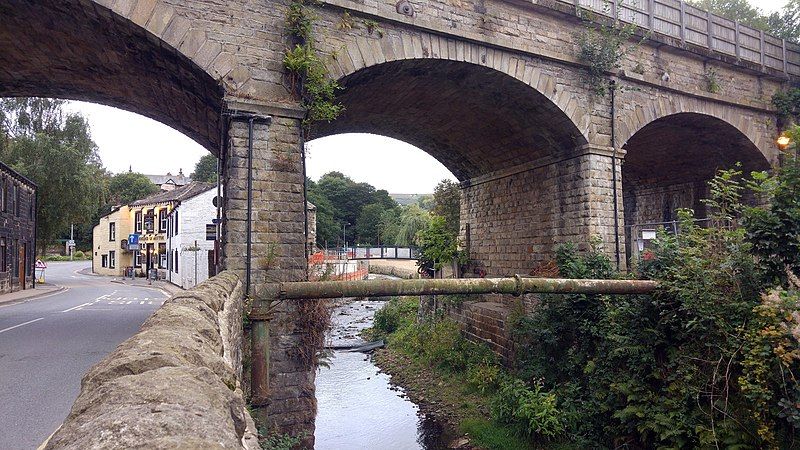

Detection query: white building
xmin=165 ymin=185 xmax=218 ymax=289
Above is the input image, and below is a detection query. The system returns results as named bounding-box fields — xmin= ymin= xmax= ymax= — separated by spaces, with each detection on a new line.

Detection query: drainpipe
xmin=223 ymin=111 xmax=272 ymax=406
xmin=610 ymin=79 xmax=621 ymax=271
xmin=224 ymin=113 xmax=272 ymax=296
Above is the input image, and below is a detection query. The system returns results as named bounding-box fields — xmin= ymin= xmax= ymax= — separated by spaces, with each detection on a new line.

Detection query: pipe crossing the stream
xmin=248 ymin=276 xmax=658 ymax=404
xmin=259 ymin=276 xmax=659 ymax=301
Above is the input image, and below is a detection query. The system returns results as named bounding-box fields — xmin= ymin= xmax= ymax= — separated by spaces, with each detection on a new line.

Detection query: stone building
xmin=92 ymin=205 xmax=132 ymax=277
xmin=92 ymin=182 xmax=214 ymax=278
xmin=0 ymin=161 xmax=36 ymax=294
xmin=144 ymin=169 xmax=191 ymax=191
xmin=165 ymin=184 xmax=218 ymax=289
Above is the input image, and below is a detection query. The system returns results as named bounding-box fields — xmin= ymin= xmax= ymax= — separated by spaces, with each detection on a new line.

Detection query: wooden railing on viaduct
xmin=551 ymin=0 xmax=800 ymax=76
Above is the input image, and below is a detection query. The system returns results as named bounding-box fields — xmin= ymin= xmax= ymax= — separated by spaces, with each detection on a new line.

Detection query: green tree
xmin=191 ymin=153 xmax=218 ymax=182
xmin=355 ymin=203 xmax=386 ymax=245
xmin=432 ymin=179 xmax=460 ymax=236
xmin=108 ymin=171 xmax=158 ymax=206
xmin=768 ymin=0 xmax=800 ymax=42
xmin=416 ymin=215 xmax=461 ymax=275
xmin=389 ymin=204 xmax=431 ymax=246
xmin=0 ymin=98 xmax=107 ymax=255
xmin=689 ymin=0 xmax=770 ymax=30
xmin=309 ymin=172 xmax=400 ymax=247
xmin=306 ymin=178 xmax=339 ymax=247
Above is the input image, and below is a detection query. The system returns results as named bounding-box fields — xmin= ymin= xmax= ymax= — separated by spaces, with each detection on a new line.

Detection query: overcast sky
xmin=66 ymin=0 xmax=787 ymax=194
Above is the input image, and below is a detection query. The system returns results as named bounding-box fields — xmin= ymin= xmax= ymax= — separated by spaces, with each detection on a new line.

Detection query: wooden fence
xmin=551 ymin=0 xmax=799 ymax=76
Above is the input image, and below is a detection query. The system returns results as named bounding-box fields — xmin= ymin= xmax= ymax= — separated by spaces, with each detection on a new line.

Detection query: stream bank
xmin=314 ymin=297 xmax=462 ymax=449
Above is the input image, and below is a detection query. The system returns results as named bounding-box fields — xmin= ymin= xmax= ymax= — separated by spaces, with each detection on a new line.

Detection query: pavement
xmin=0 ymin=261 xmax=171 ymax=450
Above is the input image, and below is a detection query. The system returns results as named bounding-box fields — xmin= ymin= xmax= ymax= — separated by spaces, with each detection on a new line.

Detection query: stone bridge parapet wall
xmin=44 ymin=272 xmax=258 ymax=450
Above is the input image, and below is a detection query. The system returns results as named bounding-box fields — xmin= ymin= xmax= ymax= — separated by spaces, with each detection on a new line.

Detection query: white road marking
xmin=0 ymin=317 xmax=44 ymax=334
xmin=139 ymin=301 xmax=145 ymax=305
xmin=62 ymin=302 xmax=92 ymax=313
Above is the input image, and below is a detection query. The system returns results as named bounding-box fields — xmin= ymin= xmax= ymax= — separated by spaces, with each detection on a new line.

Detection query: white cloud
xmin=64 ymin=101 xmax=206 ymax=177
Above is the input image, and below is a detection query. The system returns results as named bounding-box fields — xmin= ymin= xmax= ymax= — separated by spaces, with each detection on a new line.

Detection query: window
xmin=159 ymin=209 xmax=168 ymax=233
xmin=134 ymin=250 xmax=141 ymax=268
xmin=2 ymin=182 xmax=8 ymax=213
xmin=174 ymin=249 xmax=178 ymax=274
xmin=109 ymin=222 xmax=116 ymax=241
xmin=29 ymin=194 xmax=33 ymax=220
xmin=15 ymin=184 xmax=20 ymax=216
xmin=174 ymin=210 xmax=179 ymax=235
xmin=101 ymin=255 xmax=108 ymax=268
xmin=134 ymin=211 xmax=142 ymax=233
xmin=144 ymin=209 xmax=154 ymax=233
xmin=0 ymin=179 xmax=5 ymax=212
xmin=108 ymin=251 xmax=116 ymax=269
xmin=158 ymin=243 xmax=166 ymax=269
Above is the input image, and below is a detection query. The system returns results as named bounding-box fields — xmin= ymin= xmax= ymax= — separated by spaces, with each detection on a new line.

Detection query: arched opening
xmin=622 ymin=112 xmax=771 ymax=262
xmin=0 ymin=3 xmax=225 ymax=445
xmin=313 ymin=59 xmax=586 ymax=181
xmin=312 ymin=59 xmax=591 ymax=275
xmin=0 ymin=0 xmax=223 ymax=152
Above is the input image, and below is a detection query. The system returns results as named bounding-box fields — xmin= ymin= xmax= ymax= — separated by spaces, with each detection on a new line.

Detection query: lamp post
xmin=778 ymin=132 xmax=792 ymax=151
xmin=342 ymin=222 xmax=350 ymax=277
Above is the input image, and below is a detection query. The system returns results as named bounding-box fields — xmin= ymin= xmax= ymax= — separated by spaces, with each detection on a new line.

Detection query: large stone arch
xmin=312 ymin=57 xmax=589 ymax=181
xmin=314 ymin=28 xmax=599 ymax=153
xmin=0 ymin=0 xmax=236 ymax=151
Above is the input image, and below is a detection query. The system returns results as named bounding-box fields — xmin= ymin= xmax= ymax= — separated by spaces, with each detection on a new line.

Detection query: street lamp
xmin=777 ymin=132 xmax=792 ymax=151
xmin=342 ymin=222 xmax=350 ymax=276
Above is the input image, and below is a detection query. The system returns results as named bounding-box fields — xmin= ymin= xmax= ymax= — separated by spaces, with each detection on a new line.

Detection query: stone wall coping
xmin=44 ymin=271 xmax=259 ymax=450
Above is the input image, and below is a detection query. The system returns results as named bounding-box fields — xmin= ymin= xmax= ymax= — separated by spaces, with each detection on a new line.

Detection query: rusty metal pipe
xmin=250 ymin=317 xmax=270 ymax=405
xmin=260 ymin=276 xmax=658 ymax=300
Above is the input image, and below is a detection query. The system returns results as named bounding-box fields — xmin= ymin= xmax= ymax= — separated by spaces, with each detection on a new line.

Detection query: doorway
xmin=145 ymin=243 xmax=155 ymax=272
xmin=18 ymin=242 xmax=26 ymax=289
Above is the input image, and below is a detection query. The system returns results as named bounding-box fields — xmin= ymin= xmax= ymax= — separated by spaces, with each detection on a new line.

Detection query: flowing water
xmin=314 ymin=296 xmax=451 ymax=449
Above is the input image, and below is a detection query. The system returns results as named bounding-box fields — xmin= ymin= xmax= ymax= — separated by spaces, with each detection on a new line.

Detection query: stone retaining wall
xmin=44 ymin=271 xmax=259 ymax=450
xmin=367 ymin=262 xmax=419 ymax=279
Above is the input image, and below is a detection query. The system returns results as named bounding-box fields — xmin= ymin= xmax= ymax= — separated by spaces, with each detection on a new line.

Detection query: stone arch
xmin=316 ymin=31 xmax=594 ymax=156
xmin=621 ymin=111 xmax=772 ymax=261
xmin=616 ymin=94 xmax=778 ymax=166
xmin=313 ymin=54 xmax=589 ymax=181
xmin=0 ymin=0 xmax=232 ymax=152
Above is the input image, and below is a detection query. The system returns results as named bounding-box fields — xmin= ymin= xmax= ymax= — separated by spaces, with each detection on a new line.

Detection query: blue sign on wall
xmin=128 ymin=234 xmax=140 ymax=250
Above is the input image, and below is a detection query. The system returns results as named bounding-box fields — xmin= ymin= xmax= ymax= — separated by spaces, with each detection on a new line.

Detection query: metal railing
xmin=313 ymin=246 xmax=419 ymax=260
xmin=554 ymin=0 xmax=799 ymax=77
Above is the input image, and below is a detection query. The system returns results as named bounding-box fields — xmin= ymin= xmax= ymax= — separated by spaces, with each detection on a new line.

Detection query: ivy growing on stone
xmin=574 ymin=3 xmax=644 ymax=96
xmin=773 ymin=88 xmax=800 ymax=128
xmin=283 ymin=0 xmax=344 ymax=132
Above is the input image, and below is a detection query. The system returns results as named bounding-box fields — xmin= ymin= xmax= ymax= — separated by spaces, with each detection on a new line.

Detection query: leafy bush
xmin=260 ymin=432 xmax=302 ymax=450
xmin=73 ymin=250 xmax=84 ymax=258
xmin=373 ymin=296 xmax=418 ymax=337
xmin=513 ymin=163 xmax=800 ymax=448
xmin=394 ymin=317 xmax=496 ymax=372
xmin=492 ymin=377 xmax=565 ymax=440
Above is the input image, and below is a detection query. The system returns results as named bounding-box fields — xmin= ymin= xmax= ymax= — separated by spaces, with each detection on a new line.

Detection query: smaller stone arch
xmin=621 ymin=111 xmax=772 ymax=263
xmin=616 ymin=93 xmax=778 ymax=166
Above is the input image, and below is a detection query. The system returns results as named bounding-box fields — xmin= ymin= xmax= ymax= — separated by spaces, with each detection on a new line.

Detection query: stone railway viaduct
xmin=1 ymin=0 xmax=797 ymax=444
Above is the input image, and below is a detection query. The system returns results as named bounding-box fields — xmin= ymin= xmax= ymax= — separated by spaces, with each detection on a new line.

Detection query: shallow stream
xmin=314 ymin=297 xmax=450 ymax=449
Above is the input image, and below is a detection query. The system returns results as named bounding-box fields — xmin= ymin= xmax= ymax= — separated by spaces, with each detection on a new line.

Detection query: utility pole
xmin=69 ymin=223 xmax=74 ymax=261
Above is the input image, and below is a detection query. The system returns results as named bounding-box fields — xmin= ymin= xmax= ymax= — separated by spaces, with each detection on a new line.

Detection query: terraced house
xmin=0 ymin=161 xmax=36 ymax=294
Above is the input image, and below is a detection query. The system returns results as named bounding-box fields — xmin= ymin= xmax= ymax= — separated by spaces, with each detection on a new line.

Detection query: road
xmin=0 ymin=261 xmax=168 ymax=450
